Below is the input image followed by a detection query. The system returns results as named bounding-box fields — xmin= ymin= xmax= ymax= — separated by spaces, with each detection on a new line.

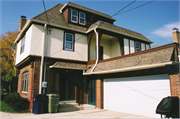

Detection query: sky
xmin=0 ymin=0 xmax=179 ymax=47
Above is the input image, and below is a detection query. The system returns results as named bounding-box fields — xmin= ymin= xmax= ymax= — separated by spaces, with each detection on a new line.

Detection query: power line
xmin=115 ymin=0 xmax=155 ymax=16
xmin=111 ymin=0 xmax=136 ymax=17
xmin=42 ymin=0 xmax=49 ymax=23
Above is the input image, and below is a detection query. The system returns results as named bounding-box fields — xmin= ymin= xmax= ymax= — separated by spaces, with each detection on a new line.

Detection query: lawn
xmin=0 ymin=101 xmax=14 ymax=113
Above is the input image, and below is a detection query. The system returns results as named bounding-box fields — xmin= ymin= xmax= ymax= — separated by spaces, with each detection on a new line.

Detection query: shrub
xmin=4 ymin=92 xmax=30 ymax=112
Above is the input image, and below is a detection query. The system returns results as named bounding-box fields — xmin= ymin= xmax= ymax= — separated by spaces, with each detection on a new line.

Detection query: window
xmin=64 ymin=33 xmax=74 ymax=51
xmin=79 ymin=12 xmax=86 ymax=25
xmin=135 ymin=41 xmax=141 ymax=52
xmin=21 ymin=72 xmax=29 ymax=93
xmin=20 ymin=38 xmax=25 ymax=53
xmin=71 ymin=9 xmax=78 ymax=23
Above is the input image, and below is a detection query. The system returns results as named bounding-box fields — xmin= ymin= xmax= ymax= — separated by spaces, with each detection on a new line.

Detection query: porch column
xmin=96 ymin=78 xmax=103 ymax=109
xmin=169 ymin=65 xmax=180 ymax=98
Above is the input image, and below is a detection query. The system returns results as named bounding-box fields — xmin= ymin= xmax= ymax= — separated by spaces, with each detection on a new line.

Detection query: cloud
xmin=152 ymin=22 xmax=180 ymax=38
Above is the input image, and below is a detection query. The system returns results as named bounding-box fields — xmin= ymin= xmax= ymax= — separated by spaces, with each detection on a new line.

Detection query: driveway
xmin=0 ymin=109 xmax=152 ymax=119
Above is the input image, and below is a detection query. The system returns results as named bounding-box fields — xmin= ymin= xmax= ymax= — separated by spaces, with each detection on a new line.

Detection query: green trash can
xmin=46 ymin=94 xmax=60 ymax=113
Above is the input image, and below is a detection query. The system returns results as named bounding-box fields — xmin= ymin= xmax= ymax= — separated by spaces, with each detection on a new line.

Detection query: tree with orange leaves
xmin=1 ymin=31 xmax=18 ymax=81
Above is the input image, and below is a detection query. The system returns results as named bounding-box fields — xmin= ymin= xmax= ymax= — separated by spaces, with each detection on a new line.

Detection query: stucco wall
xmin=16 ymin=25 xmax=32 ymax=65
xmin=16 ymin=24 xmax=88 ymax=65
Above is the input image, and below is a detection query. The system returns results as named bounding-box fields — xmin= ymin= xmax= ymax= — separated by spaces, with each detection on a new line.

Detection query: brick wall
xmin=17 ymin=63 xmax=33 ymax=111
xmin=96 ymin=79 xmax=103 ymax=109
xmin=63 ymin=8 xmax=69 ymax=23
xmin=169 ymin=73 xmax=180 ymax=98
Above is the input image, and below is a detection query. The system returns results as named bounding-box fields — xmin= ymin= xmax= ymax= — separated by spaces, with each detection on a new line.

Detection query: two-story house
xmin=14 ymin=2 xmax=179 ymax=118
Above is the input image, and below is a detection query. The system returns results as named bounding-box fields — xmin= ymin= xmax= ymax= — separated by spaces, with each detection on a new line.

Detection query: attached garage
xmin=104 ymin=75 xmax=171 ymax=118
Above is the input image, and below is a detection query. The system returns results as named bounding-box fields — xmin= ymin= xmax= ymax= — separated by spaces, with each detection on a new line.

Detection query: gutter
xmin=39 ymin=24 xmax=47 ymax=94
xmin=84 ymin=61 xmax=178 ymax=75
xmin=91 ymin=28 xmax=99 ymax=73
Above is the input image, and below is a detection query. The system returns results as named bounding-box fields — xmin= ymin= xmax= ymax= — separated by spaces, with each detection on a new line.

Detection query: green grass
xmin=0 ymin=101 xmax=14 ymax=113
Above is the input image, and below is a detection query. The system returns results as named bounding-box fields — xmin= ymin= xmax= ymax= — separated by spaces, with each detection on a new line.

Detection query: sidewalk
xmin=0 ymin=109 xmax=152 ymax=119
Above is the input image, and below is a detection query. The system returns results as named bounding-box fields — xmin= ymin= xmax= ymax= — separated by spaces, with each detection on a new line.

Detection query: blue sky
xmin=0 ymin=0 xmax=179 ymax=47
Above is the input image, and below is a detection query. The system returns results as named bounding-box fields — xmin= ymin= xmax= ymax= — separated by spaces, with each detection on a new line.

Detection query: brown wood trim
xmin=15 ymin=56 xmax=31 ymax=68
xmin=174 ymin=44 xmax=178 ymax=62
xmin=75 ymin=86 xmax=77 ymax=102
xmin=101 ymin=79 xmax=104 ymax=109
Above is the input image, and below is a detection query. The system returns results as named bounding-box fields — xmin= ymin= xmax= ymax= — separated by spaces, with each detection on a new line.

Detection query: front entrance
xmin=52 ymin=69 xmax=83 ymax=103
xmin=88 ymin=80 xmax=96 ymax=105
xmin=59 ymin=70 xmax=75 ymax=100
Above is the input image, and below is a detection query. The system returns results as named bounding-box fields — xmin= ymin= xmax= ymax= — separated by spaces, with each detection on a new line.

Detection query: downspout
xmin=91 ymin=28 xmax=99 ymax=73
xmin=39 ymin=24 xmax=47 ymax=94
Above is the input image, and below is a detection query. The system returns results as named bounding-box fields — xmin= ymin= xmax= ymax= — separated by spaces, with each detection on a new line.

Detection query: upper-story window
xmin=79 ymin=12 xmax=86 ymax=25
xmin=71 ymin=9 xmax=86 ymax=25
xmin=135 ymin=41 xmax=140 ymax=52
xmin=64 ymin=33 xmax=74 ymax=51
xmin=20 ymin=38 xmax=25 ymax=54
xmin=71 ymin=9 xmax=78 ymax=23
xmin=21 ymin=72 xmax=29 ymax=93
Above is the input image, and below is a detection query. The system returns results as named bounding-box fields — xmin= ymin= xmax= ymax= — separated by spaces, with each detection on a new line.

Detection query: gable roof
xmin=84 ymin=43 xmax=178 ymax=75
xmin=87 ymin=21 xmax=152 ymax=43
xmin=60 ymin=2 xmax=116 ymax=21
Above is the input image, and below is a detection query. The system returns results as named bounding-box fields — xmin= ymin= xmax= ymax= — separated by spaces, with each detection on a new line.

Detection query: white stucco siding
xmin=89 ymin=36 xmax=96 ymax=61
xmin=15 ymin=25 xmax=32 ymax=65
xmin=111 ymin=39 xmax=120 ymax=58
xmin=100 ymin=39 xmax=111 ymax=60
xmin=29 ymin=24 xmax=44 ymax=56
xmin=48 ymin=29 xmax=88 ymax=61
xmin=104 ymin=75 xmax=171 ymax=118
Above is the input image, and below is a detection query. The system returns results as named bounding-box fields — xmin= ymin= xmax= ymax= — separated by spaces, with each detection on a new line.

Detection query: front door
xmin=88 ymin=80 xmax=96 ymax=105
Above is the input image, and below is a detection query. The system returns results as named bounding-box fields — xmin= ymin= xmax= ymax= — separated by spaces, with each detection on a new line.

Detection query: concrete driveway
xmin=0 ymin=109 xmax=153 ymax=119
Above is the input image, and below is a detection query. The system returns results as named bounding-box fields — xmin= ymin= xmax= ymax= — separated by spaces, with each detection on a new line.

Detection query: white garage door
xmin=104 ymin=75 xmax=171 ymax=118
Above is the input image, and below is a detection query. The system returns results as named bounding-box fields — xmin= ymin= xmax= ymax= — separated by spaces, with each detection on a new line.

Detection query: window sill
xmin=21 ymin=91 xmax=28 ymax=94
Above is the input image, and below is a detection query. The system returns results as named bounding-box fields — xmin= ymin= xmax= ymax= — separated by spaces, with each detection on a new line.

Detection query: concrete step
xmin=58 ymin=106 xmax=84 ymax=112
xmin=59 ymin=100 xmax=76 ymax=104
xmin=60 ymin=103 xmax=78 ymax=108
xmin=83 ymin=104 xmax=96 ymax=110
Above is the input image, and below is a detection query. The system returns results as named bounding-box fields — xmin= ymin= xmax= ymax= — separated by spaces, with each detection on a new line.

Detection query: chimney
xmin=172 ymin=27 xmax=180 ymax=43
xmin=18 ymin=16 xmax=27 ymax=32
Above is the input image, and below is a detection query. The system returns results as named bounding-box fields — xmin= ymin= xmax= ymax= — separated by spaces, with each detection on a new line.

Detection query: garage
xmin=104 ymin=75 xmax=171 ymax=118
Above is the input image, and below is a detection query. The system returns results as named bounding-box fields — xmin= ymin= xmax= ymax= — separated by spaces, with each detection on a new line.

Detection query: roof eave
xmin=83 ymin=61 xmax=178 ymax=75
xmin=86 ymin=26 xmax=153 ymax=44
xmin=14 ymin=18 xmax=87 ymax=43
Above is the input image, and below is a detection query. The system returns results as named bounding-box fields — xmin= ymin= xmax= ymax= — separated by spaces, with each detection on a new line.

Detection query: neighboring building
xmin=14 ymin=2 xmax=180 ymax=118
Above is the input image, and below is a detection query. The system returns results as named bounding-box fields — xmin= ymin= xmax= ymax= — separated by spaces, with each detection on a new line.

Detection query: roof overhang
xmin=83 ymin=61 xmax=179 ymax=75
xmin=86 ymin=25 xmax=153 ymax=44
xmin=14 ymin=19 xmax=87 ymax=43
xmin=49 ymin=62 xmax=87 ymax=70
xmin=59 ymin=3 xmax=116 ymax=21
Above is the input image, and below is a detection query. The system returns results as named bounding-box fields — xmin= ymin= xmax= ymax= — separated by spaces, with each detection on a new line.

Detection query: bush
xmin=4 ymin=92 xmax=30 ymax=112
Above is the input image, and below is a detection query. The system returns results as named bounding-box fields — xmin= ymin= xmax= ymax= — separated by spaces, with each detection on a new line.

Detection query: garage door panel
xmin=104 ymin=75 xmax=170 ymax=118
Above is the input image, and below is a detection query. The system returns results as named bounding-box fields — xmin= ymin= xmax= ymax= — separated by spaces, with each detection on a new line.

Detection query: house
xmin=14 ymin=2 xmax=180 ymax=118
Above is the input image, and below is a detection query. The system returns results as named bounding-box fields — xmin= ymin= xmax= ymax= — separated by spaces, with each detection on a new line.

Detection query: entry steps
xmin=58 ymin=100 xmax=95 ymax=112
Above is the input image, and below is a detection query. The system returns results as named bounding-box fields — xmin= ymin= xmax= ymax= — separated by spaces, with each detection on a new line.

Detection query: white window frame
xmin=64 ymin=33 xmax=74 ymax=51
xmin=135 ymin=41 xmax=141 ymax=52
xmin=20 ymin=38 xmax=25 ymax=54
xmin=79 ymin=12 xmax=86 ymax=25
xmin=71 ymin=9 xmax=78 ymax=23
xmin=21 ymin=72 xmax=29 ymax=93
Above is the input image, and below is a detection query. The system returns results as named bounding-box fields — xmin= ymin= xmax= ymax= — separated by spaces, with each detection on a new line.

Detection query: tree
xmin=1 ymin=31 xmax=18 ymax=81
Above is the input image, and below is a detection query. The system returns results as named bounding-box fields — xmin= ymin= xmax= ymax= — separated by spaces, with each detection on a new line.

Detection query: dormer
xmin=60 ymin=2 xmax=116 ymax=27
